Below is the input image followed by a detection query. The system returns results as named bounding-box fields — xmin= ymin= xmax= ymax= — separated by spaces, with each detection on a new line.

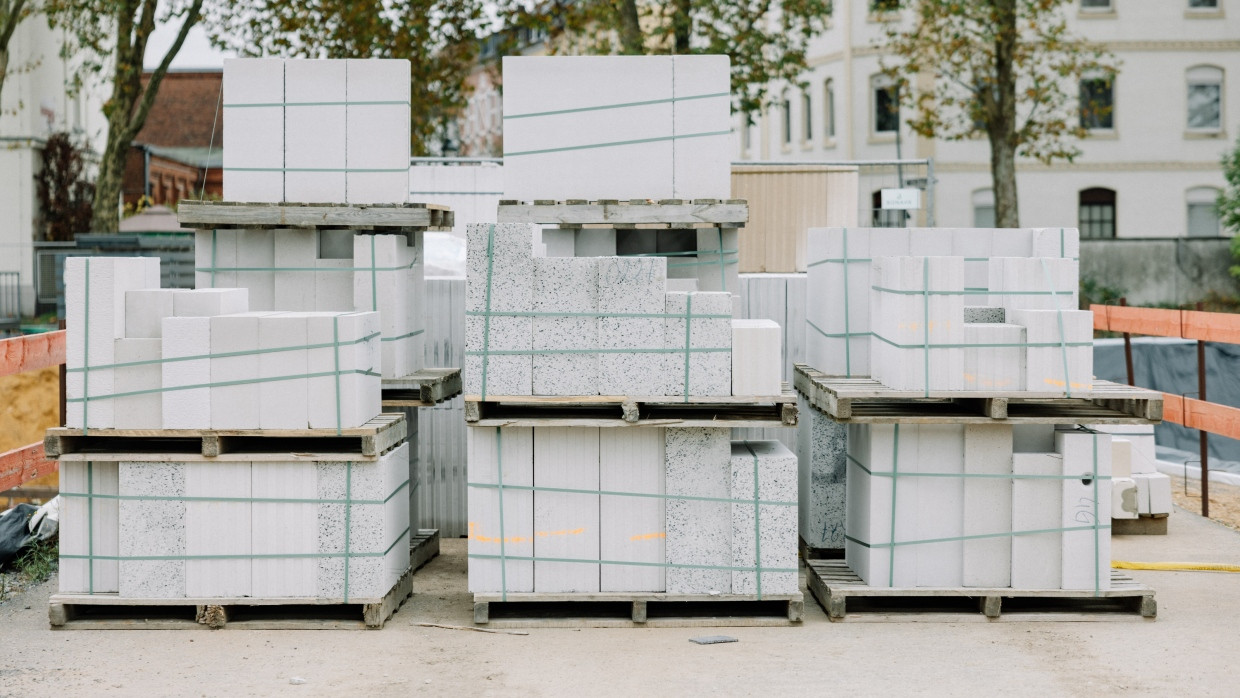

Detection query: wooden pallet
xmin=464 ymin=386 xmax=797 ymax=428
xmin=49 ymin=564 xmax=415 ymax=630
xmin=177 ymin=200 xmax=454 ymax=231
xmin=1112 ymin=514 xmax=1169 ymax=535
xmin=799 ymin=536 xmax=844 ymax=561
xmin=409 ymin=528 xmax=441 ymax=572
xmin=381 ymin=368 xmax=462 ymax=407
xmin=45 ymin=413 xmax=407 ymax=462
xmin=497 ymin=199 xmax=748 ymax=228
xmin=807 ymin=559 xmax=1156 ymax=622
xmin=473 ymin=591 xmax=803 ymax=628
xmin=794 ymin=364 xmax=1163 ymax=424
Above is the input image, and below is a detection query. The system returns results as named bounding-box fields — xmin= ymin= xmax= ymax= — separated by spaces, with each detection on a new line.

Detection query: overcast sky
xmin=144 ymin=19 xmax=234 ymax=69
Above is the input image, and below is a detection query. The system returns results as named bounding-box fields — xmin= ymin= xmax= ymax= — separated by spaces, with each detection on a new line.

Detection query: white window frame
xmin=871 ymin=74 xmax=899 ymax=137
xmin=1187 ymin=65 xmax=1224 ymax=134
xmin=1080 ymin=73 xmax=1116 ymax=133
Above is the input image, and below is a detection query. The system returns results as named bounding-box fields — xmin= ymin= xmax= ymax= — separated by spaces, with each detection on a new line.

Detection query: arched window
xmin=871 ymin=74 xmax=899 ymax=134
xmin=972 ymin=189 xmax=995 ymax=228
xmin=824 ymin=78 xmax=836 ymax=140
xmin=872 ymin=189 xmax=907 ymax=227
xmin=1187 ymin=186 xmax=1222 ymax=237
xmin=1187 ymin=65 xmax=1223 ymax=132
xmin=1079 ymin=188 xmax=1117 ymax=238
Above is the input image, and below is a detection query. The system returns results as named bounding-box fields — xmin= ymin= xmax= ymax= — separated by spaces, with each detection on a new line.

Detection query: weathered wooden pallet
xmin=177 ymin=200 xmax=454 ymax=231
xmin=1112 ymin=514 xmax=1169 ymax=536
xmin=49 ymin=563 xmax=416 ymax=630
xmin=381 ymin=368 xmax=462 ymax=407
xmin=45 ymin=413 xmax=406 ymax=462
xmin=799 ymin=536 xmax=844 ymax=562
xmin=464 ymin=386 xmax=798 ymax=428
xmin=496 ymin=199 xmax=748 ymax=228
xmin=794 ymin=364 xmax=1163 ymax=424
xmin=807 ymin=559 xmax=1156 ymax=622
xmin=473 ymin=591 xmax=803 ymax=628
xmin=408 ymin=528 xmax=441 ymax=572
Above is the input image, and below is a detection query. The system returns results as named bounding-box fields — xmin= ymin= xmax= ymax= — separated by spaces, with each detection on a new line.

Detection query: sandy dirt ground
xmin=1170 ymin=475 xmax=1240 ymax=532
xmin=1 ymin=507 xmax=1238 ymax=697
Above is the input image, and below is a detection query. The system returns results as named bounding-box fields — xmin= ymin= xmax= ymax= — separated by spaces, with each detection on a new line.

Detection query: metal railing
xmin=0 ymin=271 xmax=20 ymax=336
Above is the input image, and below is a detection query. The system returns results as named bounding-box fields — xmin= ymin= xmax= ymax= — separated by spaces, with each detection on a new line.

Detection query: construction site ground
xmin=0 ymin=505 xmax=1236 ymax=696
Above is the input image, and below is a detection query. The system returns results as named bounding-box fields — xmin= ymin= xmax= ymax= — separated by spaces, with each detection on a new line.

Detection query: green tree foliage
xmin=493 ymin=0 xmax=833 ymax=121
xmin=35 ymin=131 xmax=95 ymax=241
xmin=1219 ymin=132 xmax=1240 ymax=278
xmin=205 ymin=0 xmax=487 ymax=155
xmin=878 ymin=0 xmax=1118 ymax=227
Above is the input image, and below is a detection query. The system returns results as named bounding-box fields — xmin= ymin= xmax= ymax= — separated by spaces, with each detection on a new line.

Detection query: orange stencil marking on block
xmin=467 ymin=521 xmax=531 ymax=545
xmin=628 ymin=532 xmax=666 ymax=542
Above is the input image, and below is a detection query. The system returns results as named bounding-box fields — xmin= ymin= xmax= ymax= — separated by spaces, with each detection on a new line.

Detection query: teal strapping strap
xmin=807 ymin=319 xmax=871 ymax=340
xmin=888 ymin=425 xmax=900 ymax=586
xmin=332 ymin=318 xmax=343 ymax=436
xmin=480 ymin=225 xmax=496 ymax=401
xmin=466 ymin=553 xmax=797 ymax=575
xmin=744 ymin=441 xmax=762 ymax=600
xmin=846 ymin=453 xmax=1111 ymax=481
xmin=467 ymin=482 xmax=795 ymax=508
xmin=504 ymin=92 xmax=728 ymax=120
xmin=871 ymin=285 xmax=1073 ymax=297
xmin=222 ymin=166 xmax=408 ymax=173
xmin=682 ymin=294 xmax=693 ymax=402
xmin=87 ymin=461 xmax=94 ymax=593
xmin=869 ymin=333 xmax=1091 ymax=351
xmin=846 ymin=523 xmax=1111 ymax=550
xmin=467 ymin=310 xmax=731 ymax=320
xmin=921 ymin=257 xmax=930 ymax=399
xmin=343 ymin=462 xmax=352 ymax=603
xmin=1041 ymin=258 xmax=1074 ymax=399
xmin=505 ymin=130 xmax=731 ymax=158
xmin=83 ymin=259 xmax=90 ymax=434
xmin=60 ymin=481 xmax=410 ymax=506
xmin=843 ymin=228 xmax=852 ymax=376
xmin=370 ymin=237 xmax=379 ymax=311
xmin=1092 ymin=432 xmax=1100 ymax=596
xmin=495 ymin=427 xmax=508 ymax=602
xmin=66 ymin=333 xmax=379 ymax=372
xmin=467 ymin=347 xmax=728 ymax=357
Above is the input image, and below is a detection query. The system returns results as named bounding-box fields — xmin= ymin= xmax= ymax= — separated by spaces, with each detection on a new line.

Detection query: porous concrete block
xmin=1011 ymin=452 xmax=1063 ymax=589
xmin=112 ymin=338 xmax=162 ymax=429
xmin=963 ymin=323 xmax=1025 ymax=392
xmin=598 ymin=257 xmax=666 ymax=395
xmin=222 ymin=58 xmax=284 ymax=202
xmin=59 ymin=461 xmax=119 ymax=593
xmin=466 ymin=223 xmax=534 ymax=396
xmin=1009 ymin=308 xmax=1093 ymax=395
xmin=316 ymin=459 xmax=383 ymax=600
xmin=173 ymin=288 xmax=249 ymax=318
xmin=185 ymin=461 xmax=251 ymax=597
xmin=124 ymin=289 xmax=176 ymax=338
xmin=259 ymin=312 xmax=309 ymax=429
xmin=665 ymin=427 xmax=731 ymax=594
xmin=796 ymin=395 xmax=847 ymax=550
xmin=532 ymin=257 xmax=598 ymax=395
xmin=118 ymin=461 xmax=186 ymax=598
xmin=731 ymin=319 xmax=781 ymax=397
xmin=534 ymin=427 xmax=601 ymax=592
xmin=209 ymin=312 xmax=267 ymax=429
xmin=964 ymin=306 xmax=1004 ymax=323
xmin=950 ymin=228 xmax=995 ymax=292
xmin=285 ymin=59 xmax=347 ymax=203
xmin=315 ymin=258 xmax=355 ymax=312
xmin=730 ymin=440 xmax=798 ymax=595
xmin=1112 ymin=477 xmax=1139 ymax=520
xmin=663 ymin=291 xmax=731 ymax=397
xmin=1056 ymin=429 xmax=1111 ymax=591
xmin=307 ymin=311 xmax=382 ymax=430
xmin=467 ymin=427 xmax=535 ymax=593
xmin=354 ymin=234 xmax=412 ymax=378
xmin=600 ymin=428 xmax=665 ymax=592
xmin=962 ymin=424 xmax=1013 ymax=587
xmin=161 ymin=317 xmax=211 ymax=429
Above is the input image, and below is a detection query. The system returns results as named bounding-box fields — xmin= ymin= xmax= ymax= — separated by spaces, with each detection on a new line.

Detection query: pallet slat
xmin=464 ymin=387 xmax=797 ymax=428
xmin=381 ymin=368 xmax=463 ymax=407
xmin=496 ymin=200 xmax=748 ymax=227
xmin=177 ymin=200 xmax=453 ymax=231
xmin=473 ymin=590 xmax=803 ymax=629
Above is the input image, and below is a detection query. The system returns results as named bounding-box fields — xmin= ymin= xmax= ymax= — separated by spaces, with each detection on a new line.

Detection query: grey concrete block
xmin=317 ymin=461 xmax=386 ymax=599
xmin=665 ymin=427 xmax=731 ymax=594
xmin=663 ymin=292 xmax=731 ymax=396
xmin=964 ymin=306 xmax=1005 ymax=323
xmin=533 ymin=257 xmax=599 ymax=395
xmin=731 ymin=440 xmax=798 ymax=595
xmin=466 ymin=222 xmax=534 ymax=396
xmin=118 ymin=462 xmax=186 ymax=598
xmin=598 ymin=257 xmax=666 ymax=395
xmin=797 ymin=395 xmax=847 ymax=550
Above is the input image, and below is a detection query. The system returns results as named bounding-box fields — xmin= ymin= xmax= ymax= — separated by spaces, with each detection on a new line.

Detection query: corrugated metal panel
xmin=733 ymin=272 xmax=807 ymax=452
xmin=416 ymin=277 xmax=468 ymax=537
xmin=730 ymin=166 xmax=858 ymax=273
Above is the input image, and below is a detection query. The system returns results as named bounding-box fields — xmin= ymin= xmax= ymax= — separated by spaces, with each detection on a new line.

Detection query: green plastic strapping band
xmin=846 ymin=453 xmax=1111 ymax=481
xmin=682 ymin=294 xmax=693 ymax=402
xmin=888 ymin=424 xmax=900 ymax=587
xmin=467 ymin=482 xmax=795 ymax=508
xmin=504 ymin=91 xmax=729 ymax=120
xmin=744 ymin=441 xmax=762 ymax=600
xmin=467 ymin=310 xmax=731 ymax=320
xmin=871 ymin=286 xmax=1072 ymax=297
xmin=480 ymin=225 xmax=496 ymax=401
xmin=505 ymin=130 xmax=731 ymax=158
xmin=61 ymin=479 xmax=409 ymax=506
xmin=717 ymin=228 xmax=726 ymax=289
xmin=843 ymin=228 xmax=852 ymax=376
xmin=87 ymin=461 xmax=94 ymax=594
xmin=869 ymin=333 xmax=1091 ymax=351
xmin=67 ymin=368 xmax=380 ymax=404
xmin=496 ymin=427 xmax=508 ymax=602
xmin=333 ymin=317 xmax=343 ymax=436
xmin=1041 ymin=258 xmax=1074 ymax=399
xmin=66 ymin=333 xmax=379 ymax=373
xmin=468 ymin=347 xmax=728 ymax=357
xmin=1093 ymin=432 xmax=1100 ymax=597
xmin=222 ymin=167 xmax=408 ymax=173
xmin=370 ymin=237 xmax=379 ymax=311
xmin=210 ymin=230 xmax=218 ymax=287
xmin=922 ymin=257 xmax=930 ymax=399
xmin=807 ymin=319 xmax=871 ymax=340
xmin=467 ymin=553 xmax=797 ymax=574
xmin=83 ymin=258 xmax=90 ymax=435
xmin=344 ymin=461 xmax=352 ymax=603
xmin=845 ymin=523 xmax=1110 ymax=549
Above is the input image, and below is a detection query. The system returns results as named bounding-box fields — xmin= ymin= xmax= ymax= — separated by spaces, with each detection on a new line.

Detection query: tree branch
xmin=0 ymin=0 xmax=30 ymax=50
xmin=126 ymin=0 xmax=203 ymax=138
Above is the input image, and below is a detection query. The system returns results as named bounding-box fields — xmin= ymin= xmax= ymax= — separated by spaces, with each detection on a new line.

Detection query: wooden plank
xmin=1183 ymin=309 xmax=1240 ymax=343
xmin=177 ymin=200 xmax=449 ymax=230
xmin=381 ymin=368 xmax=462 ymax=405
xmin=472 ymin=591 xmax=803 ymax=629
xmin=0 ymin=442 xmax=58 ymax=493
xmin=409 ymin=529 xmax=441 ymax=572
xmin=496 ymin=202 xmax=749 ymax=226
xmin=0 ymin=330 xmax=66 ymax=377
xmin=1091 ymin=305 xmax=1182 ymax=338
xmin=464 ymin=387 xmax=796 ymax=406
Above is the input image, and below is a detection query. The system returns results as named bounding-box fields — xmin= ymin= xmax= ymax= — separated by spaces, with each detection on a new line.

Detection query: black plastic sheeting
xmin=1094 ymin=338 xmax=1240 ymax=473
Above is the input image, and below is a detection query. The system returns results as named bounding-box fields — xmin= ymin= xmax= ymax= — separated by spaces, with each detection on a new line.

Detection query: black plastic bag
xmin=0 ymin=503 xmax=38 ymax=569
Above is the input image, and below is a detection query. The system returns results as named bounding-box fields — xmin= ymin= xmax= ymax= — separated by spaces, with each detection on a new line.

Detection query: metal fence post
xmin=1196 ymin=301 xmax=1209 ymax=518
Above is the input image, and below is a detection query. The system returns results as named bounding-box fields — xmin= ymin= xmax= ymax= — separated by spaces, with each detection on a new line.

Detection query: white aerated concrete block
xmin=963 ymin=323 xmax=1025 ymax=392
xmin=542 ymin=229 xmax=576 ymax=257
xmin=307 ymin=311 xmax=382 ymax=430
xmin=210 ymin=312 xmax=266 ymax=429
xmin=345 ymin=59 xmax=411 ymax=204
xmin=950 ymin=228 xmax=994 ymax=293
xmin=1011 ymin=452 xmax=1063 ymax=589
xmin=600 ymin=428 xmax=666 ymax=592
xmin=665 ymin=427 xmax=731 ymax=593
xmin=913 ymin=425 xmax=965 ymax=587
xmin=962 ymin=424 xmax=1013 ymax=587
xmin=1111 ymin=439 xmax=1132 ymax=478
xmin=533 ymin=427 xmax=601 ymax=592
xmin=124 ymin=289 xmax=175 ymax=338
xmin=696 ymin=227 xmax=740 ymax=296
xmin=1090 ymin=424 xmax=1157 ymax=473
xmin=1056 ymin=429 xmax=1111 ymax=591
xmin=60 ymin=461 xmax=119 ymax=593
xmin=988 ymin=257 xmax=1078 ymax=312
xmin=223 ymin=58 xmax=284 ymax=202
xmin=466 ymin=223 xmax=534 ymax=396
xmin=285 ymin=60 xmax=347 ymax=203
xmin=275 ymin=229 xmax=318 ymax=311
xmin=173 ymin=288 xmax=248 ymax=318
xmin=731 ymin=319 xmax=781 ymax=397
xmin=353 ymin=234 xmax=410 ymax=378
xmin=316 ymin=257 xmax=355 ymax=312
xmin=161 ymin=317 xmax=211 ymax=429
xmin=235 ymin=229 xmax=276 ymax=310
xmin=598 ymin=257 xmax=666 ymax=395
xmin=112 ymin=339 xmax=162 ymax=429
xmin=730 ymin=440 xmax=798 ymax=595
xmin=185 ymin=461 xmax=251 ymax=597
xmin=663 ymin=291 xmax=731 ymax=397
xmin=1112 ymin=477 xmax=1139 ymax=520
xmin=870 ymin=256 xmax=964 ymax=392
xmin=252 ymin=461 xmax=317 ymax=597
xmin=532 ymin=257 xmax=598 ymax=395
xmin=118 ymin=461 xmax=186 ymax=598
xmin=1009 ymin=308 xmax=1093 ymax=395
xmin=403 ymin=231 xmax=426 ymax=377
xmin=672 ymin=55 xmax=731 ymax=199
xmin=574 ymin=229 xmax=617 ymax=257
xmin=1030 ymin=227 xmax=1080 ymax=260
xmin=467 ymin=427 xmax=535 ymax=593
xmin=502 ymin=56 xmax=674 ymax=201
xmin=797 ymin=396 xmax=847 ymax=550
xmin=259 ymin=313 xmax=309 ymax=429
xmin=1133 ymin=472 xmax=1173 ymax=516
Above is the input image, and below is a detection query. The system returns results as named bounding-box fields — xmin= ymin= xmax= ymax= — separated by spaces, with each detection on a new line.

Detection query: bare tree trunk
xmin=615 ymin=0 xmax=643 ymax=54
xmin=673 ymin=0 xmax=692 ymax=54
xmin=990 ymin=0 xmax=1019 ymax=227
xmin=0 ymin=48 xmax=9 ymax=110
xmin=0 ymin=0 xmax=30 ymax=115
xmin=90 ymin=114 xmax=129 ymax=233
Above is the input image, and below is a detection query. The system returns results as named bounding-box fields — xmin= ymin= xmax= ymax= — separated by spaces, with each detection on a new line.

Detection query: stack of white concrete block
xmin=467 ymin=426 xmax=797 ymax=595
xmin=194 ymin=229 xmax=424 ymax=380
xmin=64 ymin=256 xmax=381 ymax=431
xmin=465 ymin=222 xmax=781 ymax=397
xmin=59 ymin=444 xmax=410 ymax=600
xmin=845 ymin=423 xmax=1113 ymax=590
xmin=1091 ymin=424 xmax=1173 ymax=519
xmin=806 ymin=227 xmax=1087 ymax=394
xmin=223 ymin=57 xmax=411 ymax=204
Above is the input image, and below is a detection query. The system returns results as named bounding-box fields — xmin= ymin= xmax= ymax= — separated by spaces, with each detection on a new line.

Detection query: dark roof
xmin=135 ymin=70 xmax=224 ymax=148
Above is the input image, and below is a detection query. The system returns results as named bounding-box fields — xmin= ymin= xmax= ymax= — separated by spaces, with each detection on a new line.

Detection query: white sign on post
xmin=881 ymin=188 xmax=921 ymax=210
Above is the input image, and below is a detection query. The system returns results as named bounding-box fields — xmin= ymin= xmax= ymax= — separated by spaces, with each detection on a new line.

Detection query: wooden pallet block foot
xmin=196 ymin=605 xmax=227 ymax=628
